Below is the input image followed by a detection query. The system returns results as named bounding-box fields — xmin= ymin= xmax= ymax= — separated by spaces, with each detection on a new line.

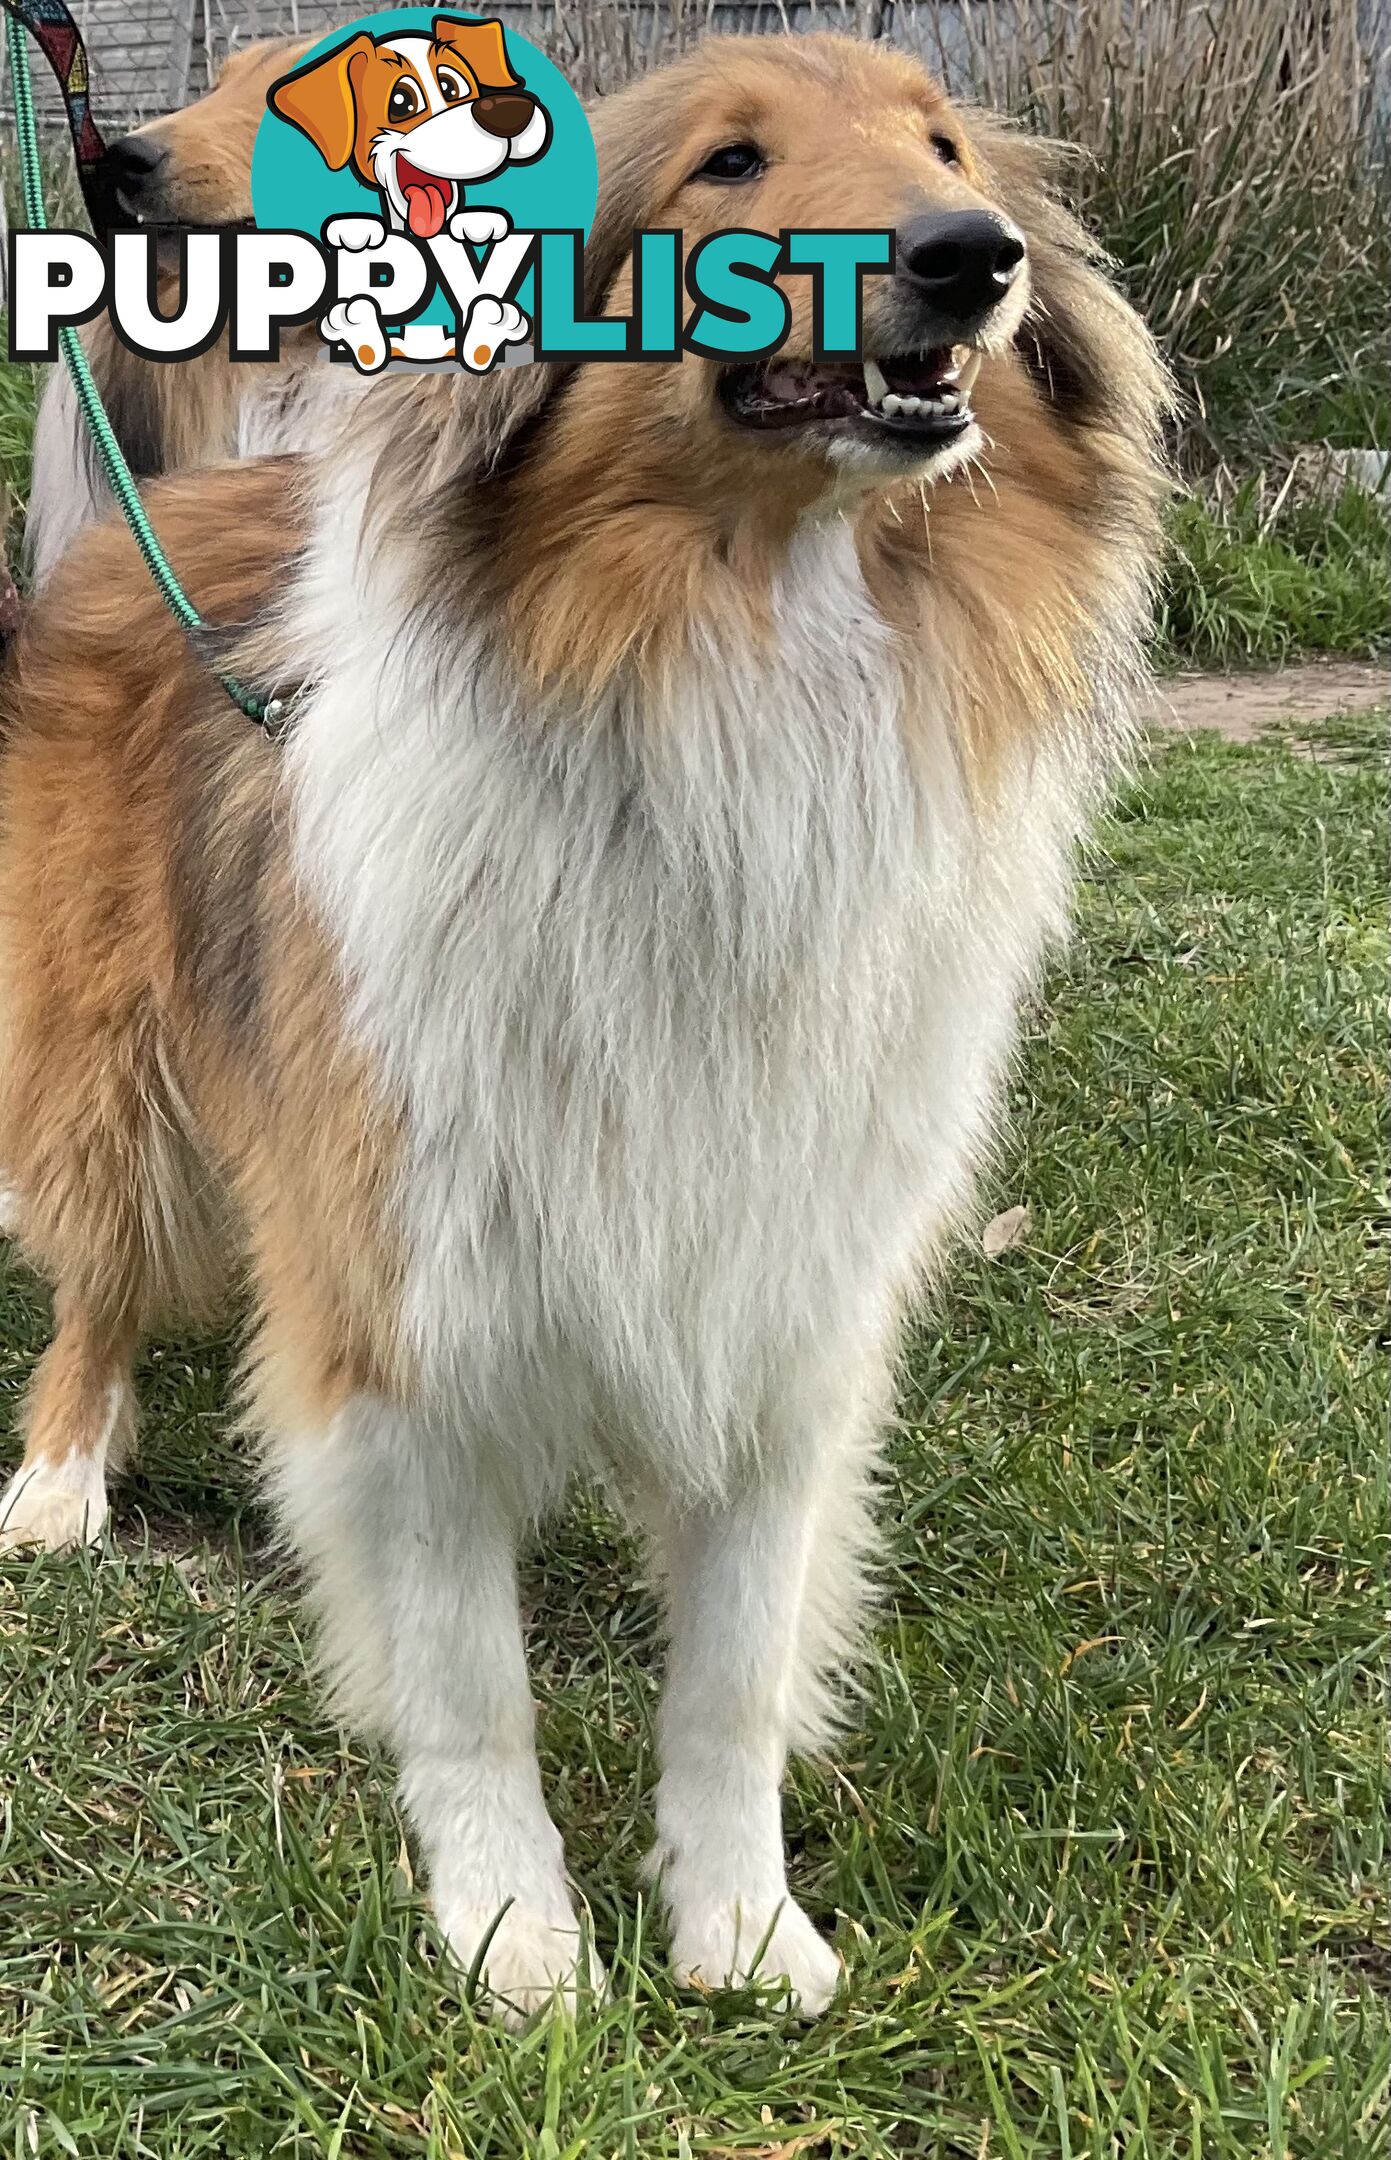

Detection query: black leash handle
xmin=1 ymin=0 xmax=110 ymax=233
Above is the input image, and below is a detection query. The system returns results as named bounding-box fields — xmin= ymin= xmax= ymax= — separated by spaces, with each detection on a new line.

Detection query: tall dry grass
xmin=934 ymin=0 xmax=1390 ymax=468
xmin=8 ymin=0 xmax=1388 ymax=475
xmin=533 ymin=0 xmax=1390 ymax=469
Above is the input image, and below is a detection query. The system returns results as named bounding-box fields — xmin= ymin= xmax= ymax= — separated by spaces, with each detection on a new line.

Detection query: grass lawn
xmin=1 ymin=713 xmax=1386 ymax=2158
xmin=1156 ymin=488 xmax=1390 ymax=673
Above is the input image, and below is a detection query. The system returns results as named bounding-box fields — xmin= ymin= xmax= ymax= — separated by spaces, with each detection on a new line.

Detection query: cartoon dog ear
xmin=267 ymin=34 xmax=375 ymax=171
xmin=430 ymin=16 xmax=520 ymax=90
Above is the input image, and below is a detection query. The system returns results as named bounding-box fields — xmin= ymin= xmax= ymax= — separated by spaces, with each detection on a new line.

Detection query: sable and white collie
xmin=24 ymin=37 xmax=316 ymax=586
xmin=0 ymin=35 xmax=1166 ymax=2022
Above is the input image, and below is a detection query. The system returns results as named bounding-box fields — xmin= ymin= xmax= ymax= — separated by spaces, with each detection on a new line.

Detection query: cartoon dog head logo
xmin=267 ymin=16 xmax=551 ymax=240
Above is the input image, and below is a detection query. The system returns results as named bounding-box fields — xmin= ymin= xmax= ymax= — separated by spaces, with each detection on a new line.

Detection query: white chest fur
xmin=284 ymin=511 xmax=1081 ymax=1494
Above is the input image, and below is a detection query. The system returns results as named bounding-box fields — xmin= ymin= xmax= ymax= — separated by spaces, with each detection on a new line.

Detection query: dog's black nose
xmin=101 ymin=134 xmax=168 ymax=191
xmin=92 ymin=134 xmax=169 ymax=228
xmin=896 ymin=210 xmax=1026 ymax=319
xmin=472 ymin=92 xmax=536 ymax=140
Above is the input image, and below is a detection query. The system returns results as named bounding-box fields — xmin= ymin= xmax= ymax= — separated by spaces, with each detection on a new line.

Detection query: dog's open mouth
xmin=720 ymin=346 xmax=983 ymax=445
xmin=394 ymin=153 xmax=458 ymax=240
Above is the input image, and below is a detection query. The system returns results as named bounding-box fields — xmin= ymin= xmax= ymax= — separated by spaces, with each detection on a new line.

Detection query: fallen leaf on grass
xmin=1058 ymin=1635 xmax=1120 ymax=1675
xmin=707 ymin=2137 xmax=835 ymax=2160
xmin=982 ymin=1204 xmax=1030 ymax=1256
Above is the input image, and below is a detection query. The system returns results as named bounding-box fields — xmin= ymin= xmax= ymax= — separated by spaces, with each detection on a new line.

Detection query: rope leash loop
xmin=5 ymin=5 xmax=275 ymax=726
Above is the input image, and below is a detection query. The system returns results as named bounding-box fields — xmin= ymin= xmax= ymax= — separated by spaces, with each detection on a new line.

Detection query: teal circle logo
xmin=250 ymin=11 xmax=595 ymax=334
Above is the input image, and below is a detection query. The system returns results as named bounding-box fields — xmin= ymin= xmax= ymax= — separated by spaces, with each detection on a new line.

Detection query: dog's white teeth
xmin=866 ymin=369 xmax=968 ymax=422
xmin=863 ymin=357 xmax=890 ymax=406
xmin=957 ymin=351 xmax=983 ymax=396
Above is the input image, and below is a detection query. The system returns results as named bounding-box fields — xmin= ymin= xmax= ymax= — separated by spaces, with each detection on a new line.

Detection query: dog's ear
xmin=267 ymin=34 xmax=374 ymax=172
xmin=579 ymin=74 xmax=691 ymax=315
xmin=968 ymin=111 xmax=1171 ymax=453
xmin=381 ymin=60 xmax=697 ymax=508
xmin=430 ymin=17 xmax=519 ymax=91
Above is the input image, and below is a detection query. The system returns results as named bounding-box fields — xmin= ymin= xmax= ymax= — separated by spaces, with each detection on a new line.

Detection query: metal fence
xmin=12 ymin=0 xmax=985 ymax=132
xmin=29 ymin=0 xmax=747 ymax=129
xmin=7 ymin=0 xmax=1390 ymax=137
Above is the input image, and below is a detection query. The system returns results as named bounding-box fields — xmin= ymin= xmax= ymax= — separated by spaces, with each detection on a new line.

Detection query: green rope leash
xmin=6 ymin=12 xmax=273 ymax=725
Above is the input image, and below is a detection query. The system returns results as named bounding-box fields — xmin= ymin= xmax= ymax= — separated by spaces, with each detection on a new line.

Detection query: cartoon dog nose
xmin=896 ymin=210 xmax=1026 ymax=318
xmin=472 ymin=92 xmax=537 ymax=140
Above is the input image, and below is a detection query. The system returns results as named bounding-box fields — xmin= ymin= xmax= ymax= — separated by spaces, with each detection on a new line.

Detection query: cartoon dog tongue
xmin=398 ymin=159 xmax=451 ymax=239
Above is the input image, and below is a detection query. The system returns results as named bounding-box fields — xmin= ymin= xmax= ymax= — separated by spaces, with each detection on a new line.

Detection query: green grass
xmin=1 ymin=713 xmax=1386 ymax=2158
xmin=1156 ymin=486 xmax=1390 ymax=672
xmin=0 ymin=335 xmax=38 ymax=564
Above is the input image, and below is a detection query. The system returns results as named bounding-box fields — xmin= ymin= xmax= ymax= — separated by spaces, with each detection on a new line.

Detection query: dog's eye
xmin=436 ymin=67 xmax=468 ymax=105
xmin=930 ymin=133 xmax=961 ymax=165
xmin=388 ymin=80 xmax=422 ymax=123
xmin=694 ymin=142 xmax=766 ymax=183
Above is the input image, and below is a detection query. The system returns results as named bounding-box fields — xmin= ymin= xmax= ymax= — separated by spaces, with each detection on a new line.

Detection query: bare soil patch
xmin=1148 ymin=660 xmax=1386 ymax=743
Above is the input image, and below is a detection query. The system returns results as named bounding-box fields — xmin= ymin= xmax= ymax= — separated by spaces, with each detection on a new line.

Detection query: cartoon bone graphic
xmin=319 ymin=209 xmax=529 ymax=372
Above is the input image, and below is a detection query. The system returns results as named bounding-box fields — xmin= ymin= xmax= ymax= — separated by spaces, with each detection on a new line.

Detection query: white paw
xmin=447 ymin=207 xmax=511 ymax=248
xmin=0 ymin=1454 xmax=108 ymax=1552
xmin=440 ymin=1897 xmax=605 ymax=2027
xmin=670 ymin=1895 xmax=840 ymax=2017
xmin=324 ymin=214 xmax=386 ymax=253
xmin=321 ymin=296 xmax=389 ymax=373
xmin=0 ymin=1179 xmax=23 ymax=1237
xmin=457 ymin=295 xmax=529 ymax=374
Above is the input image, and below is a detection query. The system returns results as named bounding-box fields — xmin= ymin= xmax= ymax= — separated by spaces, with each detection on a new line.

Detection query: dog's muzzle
xmin=895 ymin=210 xmax=1026 ymax=328
xmin=719 ymin=205 xmax=1027 ymax=457
xmin=88 ymin=134 xmax=169 ymax=236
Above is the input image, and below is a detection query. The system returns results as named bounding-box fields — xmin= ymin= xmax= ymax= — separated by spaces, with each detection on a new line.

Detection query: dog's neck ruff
xmin=275 ymin=454 xmax=1085 ymax=1471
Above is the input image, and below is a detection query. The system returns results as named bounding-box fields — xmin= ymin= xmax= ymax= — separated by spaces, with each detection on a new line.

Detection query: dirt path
xmin=1147 ymin=660 xmax=1386 ymax=743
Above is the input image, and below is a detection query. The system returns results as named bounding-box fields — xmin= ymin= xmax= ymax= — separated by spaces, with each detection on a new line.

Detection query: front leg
xmin=650 ymin=1457 xmax=848 ymax=2016
xmin=269 ymin=1397 xmax=600 ymax=2024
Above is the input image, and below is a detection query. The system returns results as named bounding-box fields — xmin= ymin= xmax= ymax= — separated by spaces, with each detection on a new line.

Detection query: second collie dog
xmin=0 ymin=35 xmax=1166 ymax=2020
xmin=24 ymin=37 xmax=315 ymax=585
